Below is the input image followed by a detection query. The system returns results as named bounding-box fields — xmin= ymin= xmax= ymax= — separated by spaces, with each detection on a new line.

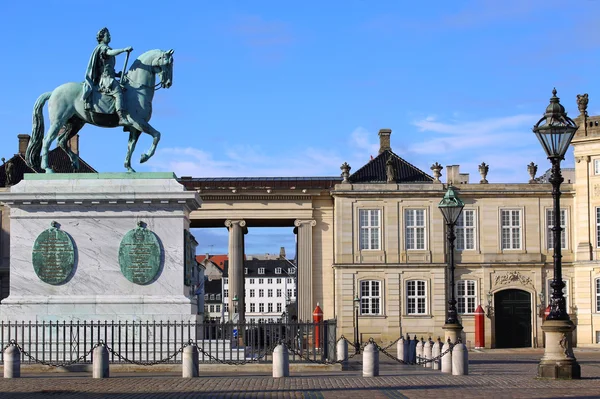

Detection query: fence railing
xmin=0 ymin=319 xmax=337 ymax=365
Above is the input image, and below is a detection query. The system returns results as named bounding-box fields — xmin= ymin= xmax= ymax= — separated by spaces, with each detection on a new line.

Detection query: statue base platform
xmin=0 ymin=173 xmax=202 ymax=323
xmin=538 ymin=320 xmax=581 ymax=379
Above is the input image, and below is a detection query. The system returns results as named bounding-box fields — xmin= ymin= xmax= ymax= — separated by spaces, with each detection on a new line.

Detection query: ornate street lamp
xmin=533 ymin=88 xmax=580 ymax=379
xmin=438 ymin=186 xmax=464 ymax=342
xmin=353 ymin=295 xmax=361 ymax=354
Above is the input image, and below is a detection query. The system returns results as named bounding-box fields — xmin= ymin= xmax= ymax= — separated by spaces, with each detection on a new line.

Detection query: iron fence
xmin=0 ymin=319 xmax=336 ymax=365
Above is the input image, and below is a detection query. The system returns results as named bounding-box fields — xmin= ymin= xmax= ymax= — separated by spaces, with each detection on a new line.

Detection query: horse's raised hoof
xmin=44 ymin=168 xmax=55 ymax=174
xmin=126 ymin=167 xmax=136 ymax=173
xmin=140 ymin=154 xmax=150 ymax=163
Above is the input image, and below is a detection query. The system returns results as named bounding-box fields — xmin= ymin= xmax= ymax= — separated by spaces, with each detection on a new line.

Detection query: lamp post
xmin=533 ymin=89 xmax=580 ymax=379
xmin=353 ymin=295 xmax=360 ymax=354
xmin=438 ymin=186 xmax=465 ymax=343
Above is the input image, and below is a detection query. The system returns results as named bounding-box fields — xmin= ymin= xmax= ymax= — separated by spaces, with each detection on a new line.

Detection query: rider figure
xmin=83 ymin=27 xmax=132 ymax=126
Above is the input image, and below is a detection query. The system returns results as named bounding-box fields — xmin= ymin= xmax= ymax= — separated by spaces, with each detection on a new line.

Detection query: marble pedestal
xmin=538 ymin=320 xmax=581 ymax=379
xmin=0 ymin=173 xmax=202 ymax=323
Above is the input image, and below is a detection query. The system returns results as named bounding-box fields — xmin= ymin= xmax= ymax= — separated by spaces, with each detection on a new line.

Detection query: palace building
xmin=2 ymin=99 xmax=600 ymax=348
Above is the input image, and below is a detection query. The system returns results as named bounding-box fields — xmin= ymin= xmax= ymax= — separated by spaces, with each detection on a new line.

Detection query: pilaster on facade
xmin=295 ymin=219 xmax=316 ymax=321
xmin=225 ymin=219 xmax=247 ymax=322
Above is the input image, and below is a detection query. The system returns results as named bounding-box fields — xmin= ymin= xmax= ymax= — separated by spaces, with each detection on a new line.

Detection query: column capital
xmin=294 ymin=219 xmax=316 ymax=227
xmin=225 ymin=219 xmax=246 ymax=228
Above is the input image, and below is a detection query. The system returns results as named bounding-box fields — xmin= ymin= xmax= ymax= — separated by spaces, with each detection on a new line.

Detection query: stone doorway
xmin=494 ymin=289 xmax=532 ymax=348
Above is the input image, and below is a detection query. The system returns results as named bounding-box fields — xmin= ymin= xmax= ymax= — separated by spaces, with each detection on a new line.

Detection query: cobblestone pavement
xmin=0 ymin=349 xmax=599 ymax=398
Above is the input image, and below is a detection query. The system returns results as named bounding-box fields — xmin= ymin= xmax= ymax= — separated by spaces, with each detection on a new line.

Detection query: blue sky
xmin=2 ymin=0 xmax=599 ymax=257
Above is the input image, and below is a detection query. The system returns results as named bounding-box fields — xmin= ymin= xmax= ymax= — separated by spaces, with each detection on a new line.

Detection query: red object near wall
xmin=313 ymin=303 xmax=324 ymax=349
xmin=475 ymin=304 xmax=485 ymax=348
xmin=544 ymin=305 xmax=551 ymax=320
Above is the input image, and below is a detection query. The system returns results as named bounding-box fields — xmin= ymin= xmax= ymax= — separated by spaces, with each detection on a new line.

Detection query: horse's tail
xmin=26 ymin=91 xmax=52 ymax=169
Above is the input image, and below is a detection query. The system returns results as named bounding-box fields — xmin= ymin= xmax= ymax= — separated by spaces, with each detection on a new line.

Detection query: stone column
xmin=225 ymin=220 xmax=247 ymax=323
xmin=295 ymin=219 xmax=316 ymax=321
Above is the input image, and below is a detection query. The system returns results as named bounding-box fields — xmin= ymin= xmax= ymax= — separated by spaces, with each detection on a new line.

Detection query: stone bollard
xmin=337 ymin=338 xmax=349 ymax=371
xmin=362 ymin=343 xmax=379 ymax=377
xmin=452 ymin=341 xmax=468 ymax=375
xmin=93 ymin=344 xmax=109 ymax=379
xmin=402 ymin=334 xmax=410 ymax=363
xmin=4 ymin=344 xmax=21 ymax=378
xmin=441 ymin=339 xmax=452 ymax=373
xmin=415 ymin=337 xmax=424 ymax=365
xmin=423 ymin=338 xmax=433 ymax=368
xmin=396 ymin=336 xmax=405 ymax=362
xmin=408 ymin=336 xmax=417 ymax=364
xmin=182 ymin=344 xmax=199 ymax=378
xmin=272 ymin=344 xmax=289 ymax=378
xmin=432 ymin=337 xmax=443 ymax=370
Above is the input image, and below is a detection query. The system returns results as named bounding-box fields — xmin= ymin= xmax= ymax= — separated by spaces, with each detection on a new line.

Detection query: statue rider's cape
xmin=82 ymin=44 xmax=114 ymax=113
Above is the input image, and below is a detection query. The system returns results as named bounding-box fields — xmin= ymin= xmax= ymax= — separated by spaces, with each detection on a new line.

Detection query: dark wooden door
xmin=494 ymin=289 xmax=532 ymax=348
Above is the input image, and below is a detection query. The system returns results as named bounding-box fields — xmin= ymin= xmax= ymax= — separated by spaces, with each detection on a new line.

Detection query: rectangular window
xmin=244 ymin=268 xmax=248 ymax=274
xmin=360 ymin=280 xmax=381 ymax=315
xmin=596 ymin=279 xmax=600 ymax=313
xmin=457 ymin=280 xmax=476 ymax=314
xmin=595 ymin=159 xmax=600 ymax=175
xmin=258 ymin=268 xmax=265 ymax=274
xmin=259 ymin=289 xmax=264 ymax=298
xmin=275 ymin=268 xmax=282 ymax=274
xmin=259 ymin=278 xmax=264 ymax=284
xmin=268 ymin=303 xmax=273 ymax=312
xmin=268 ymin=289 xmax=273 ymax=298
xmin=209 ymin=305 xmax=214 ymax=312
xmin=215 ymin=305 xmax=220 ymax=312
xmin=204 ymin=293 xmax=209 ymax=300
xmin=223 ymin=278 xmax=228 ymax=284
xmin=596 ymin=208 xmax=600 ymax=248
xmin=547 ymin=209 xmax=567 ymax=249
xmin=294 ymin=288 xmax=297 ymax=297
xmin=276 ymin=278 xmax=282 ymax=284
xmin=249 ymin=278 xmax=255 ymax=284
xmin=287 ymin=278 xmax=293 ymax=284
xmin=359 ymin=209 xmax=381 ymax=250
xmin=209 ymin=294 xmax=215 ymax=300
xmin=456 ymin=209 xmax=476 ymax=250
xmin=250 ymin=303 xmax=256 ymax=312
xmin=216 ymin=294 xmax=221 ymax=301
xmin=224 ymin=303 xmax=229 ymax=312
xmin=259 ymin=303 xmax=264 ymax=312
xmin=287 ymin=288 xmax=292 ymax=299
xmin=277 ymin=289 xmax=282 ymax=297
xmin=288 ymin=267 xmax=296 ymax=275
xmin=277 ymin=303 xmax=282 ymax=312
xmin=224 ymin=289 xmax=228 ymax=298
xmin=249 ymin=289 xmax=255 ymax=298
xmin=267 ymin=278 xmax=273 ymax=284
xmin=405 ymin=209 xmax=426 ymax=250
xmin=501 ymin=209 xmax=522 ymax=249
xmin=407 ymin=280 xmax=427 ymax=315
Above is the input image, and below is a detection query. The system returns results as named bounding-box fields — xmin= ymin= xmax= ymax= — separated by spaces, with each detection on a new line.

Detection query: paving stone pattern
xmin=0 ymin=350 xmax=599 ymax=398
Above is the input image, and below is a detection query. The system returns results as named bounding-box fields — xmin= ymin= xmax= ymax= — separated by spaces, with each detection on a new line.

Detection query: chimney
xmin=378 ymin=129 xmax=392 ymax=154
xmin=446 ymin=165 xmax=461 ymax=185
xmin=279 ymin=246 xmax=286 ymax=259
xmin=18 ymin=134 xmax=30 ymax=155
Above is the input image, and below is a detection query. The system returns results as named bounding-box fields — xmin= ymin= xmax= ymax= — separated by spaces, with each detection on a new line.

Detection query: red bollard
xmin=313 ymin=303 xmax=323 ymax=349
xmin=474 ymin=305 xmax=485 ymax=348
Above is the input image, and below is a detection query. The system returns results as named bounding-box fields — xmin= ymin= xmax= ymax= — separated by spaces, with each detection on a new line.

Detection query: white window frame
xmin=268 ymin=289 xmax=273 ymax=298
xmin=224 ymin=289 xmax=228 ymax=298
xmin=359 ymin=209 xmax=381 ymax=250
xmin=249 ymin=289 xmax=255 ymax=298
xmin=258 ymin=268 xmax=265 ymax=275
xmin=250 ymin=303 xmax=256 ymax=312
xmin=223 ymin=278 xmax=228 ymax=285
xmin=267 ymin=278 xmax=273 ymax=284
xmin=405 ymin=209 xmax=426 ymax=250
xmin=249 ymin=278 xmax=255 ymax=284
xmin=287 ymin=288 xmax=292 ymax=299
xmin=259 ymin=289 xmax=264 ymax=298
xmin=595 ymin=278 xmax=600 ymax=313
xmin=276 ymin=278 xmax=281 ymax=284
xmin=456 ymin=209 xmax=476 ymax=251
xmin=244 ymin=268 xmax=248 ymax=274
xmin=546 ymin=208 xmax=567 ymax=250
xmin=277 ymin=289 xmax=282 ymax=297
xmin=259 ymin=278 xmax=264 ymax=284
xmin=596 ymin=208 xmax=600 ymax=248
xmin=275 ymin=268 xmax=282 ymax=274
xmin=406 ymin=280 xmax=427 ymax=315
xmin=277 ymin=303 xmax=282 ymax=312
xmin=268 ymin=303 xmax=273 ymax=312
xmin=595 ymin=159 xmax=600 ymax=175
xmin=457 ymin=280 xmax=477 ymax=314
xmin=501 ymin=209 xmax=522 ymax=250
xmin=259 ymin=303 xmax=264 ymax=312
xmin=288 ymin=267 xmax=296 ymax=274
xmin=359 ymin=280 xmax=382 ymax=315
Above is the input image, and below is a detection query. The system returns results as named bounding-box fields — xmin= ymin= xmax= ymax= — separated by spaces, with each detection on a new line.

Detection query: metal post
xmin=548 ymin=157 xmax=568 ymax=320
xmin=446 ymin=221 xmax=458 ymax=325
xmin=354 ymin=304 xmax=360 ymax=354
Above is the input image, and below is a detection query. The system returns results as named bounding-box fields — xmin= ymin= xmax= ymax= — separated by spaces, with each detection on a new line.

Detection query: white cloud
xmin=412 ymin=114 xmax=538 ymax=135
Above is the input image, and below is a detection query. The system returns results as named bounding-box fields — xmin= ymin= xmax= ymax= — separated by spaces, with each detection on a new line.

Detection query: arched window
xmin=360 ymin=280 xmax=381 ymax=315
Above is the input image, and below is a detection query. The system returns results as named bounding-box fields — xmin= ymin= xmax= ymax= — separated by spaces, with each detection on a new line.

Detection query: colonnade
xmin=224 ymin=218 xmax=315 ymax=322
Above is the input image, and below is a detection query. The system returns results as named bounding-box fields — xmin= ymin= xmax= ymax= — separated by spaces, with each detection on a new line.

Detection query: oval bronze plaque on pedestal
xmin=32 ymin=221 xmax=75 ymax=285
xmin=119 ymin=222 xmax=161 ymax=285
